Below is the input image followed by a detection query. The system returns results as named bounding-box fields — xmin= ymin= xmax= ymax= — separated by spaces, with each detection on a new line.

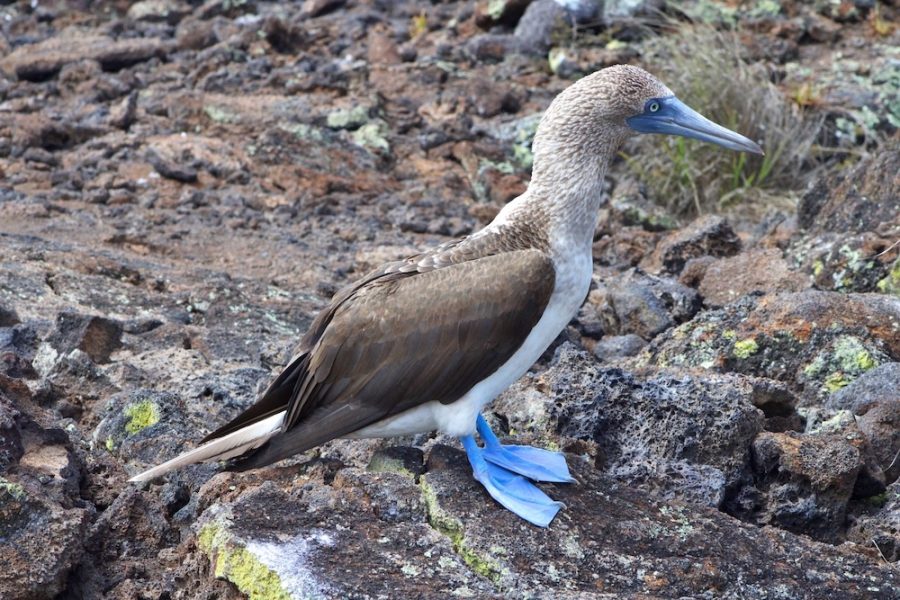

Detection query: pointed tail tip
xmin=124 ymin=410 xmax=287 ymax=484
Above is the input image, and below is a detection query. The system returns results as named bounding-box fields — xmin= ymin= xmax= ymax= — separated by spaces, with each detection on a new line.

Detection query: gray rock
xmin=0 ymin=393 xmax=23 ymax=470
xmin=798 ymin=147 xmax=900 ymax=234
xmin=0 ymin=381 xmax=90 ymax=600
xmin=94 ymin=389 xmax=194 ymax=470
xmin=0 ymin=307 xmax=19 ymax=327
xmin=194 ymin=472 xmax=497 ymax=599
xmin=417 ymin=446 xmax=896 ymax=598
xmin=147 ymin=147 xmax=199 ymax=183
xmin=745 ymin=431 xmax=863 ymax=542
xmin=514 ymin=0 xmax=569 ymax=54
xmin=847 ymin=480 xmax=900 ymax=563
xmin=857 ymin=400 xmax=900 ymax=484
xmin=592 ymin=333 xmax=645 ymax=361
xmin=498 ymin=345 xmax=764 ymax=507
xmin=0 ymin=477 xmax=90 ymax=600
xmin=592 ymin=269 xmax=701 ymax=340
xmin=126 ymin=0 xmax=190 ymax=24
xmin=46 ymin=311 xmax=123 ymax=365
xmin=826 ymin=362 xmax=900 ymax=413
xmin=642 ymin=291 xmax=900 ymax=405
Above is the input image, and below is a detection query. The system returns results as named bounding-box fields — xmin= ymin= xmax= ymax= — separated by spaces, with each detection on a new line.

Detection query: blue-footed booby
xmin=130 ymin=65 xmax=762 ymax=527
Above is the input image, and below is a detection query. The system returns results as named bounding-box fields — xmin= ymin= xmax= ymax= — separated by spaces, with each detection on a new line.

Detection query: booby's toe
xmin=462 ymin=435 xmax=563 ymax=527
xmin=476 ymin=414 xmax=575 ymax=483
xmin=482 ymin=444 xmax=575 ymax=483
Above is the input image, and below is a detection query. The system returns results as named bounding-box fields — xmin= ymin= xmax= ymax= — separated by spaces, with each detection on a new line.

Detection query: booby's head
xmin=533 ymin=65 xmax=762 ymax=170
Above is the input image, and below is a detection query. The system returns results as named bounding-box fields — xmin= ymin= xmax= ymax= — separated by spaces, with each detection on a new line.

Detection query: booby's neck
xmin=491 ymin=147 xmax=611 ymax=256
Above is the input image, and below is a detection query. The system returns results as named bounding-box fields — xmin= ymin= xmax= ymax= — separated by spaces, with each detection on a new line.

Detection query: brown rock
xmin=593 ymin=227 xmax=662 ymax=268
xmin=748 ymin=431 xmax=862 ymax=541
xmin=0 ymin=32 xmax=166 ymax=81
xmin=804 ymin=13 xmax=842 ymax=43
xmin=466 ymin=77 xmax=520 ymax=118
xmin=641 ymin=215 xmax=742 ymax=275
xmin=175 ymin=17 xmax=219 ymax=51
xmin=366 ymin=27 xmax=401 ymax=65
xmin=678 ymin=255 xmax=716 ymax=287
xmin=857 ymin=400 xmax=900 ymax=484
xmin=696 ymin=247 xmax=810 ymax=307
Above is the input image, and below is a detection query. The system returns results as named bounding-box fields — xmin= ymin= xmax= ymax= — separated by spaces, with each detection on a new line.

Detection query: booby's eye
xmin=648 ymin=101 xmax=660 ymax=113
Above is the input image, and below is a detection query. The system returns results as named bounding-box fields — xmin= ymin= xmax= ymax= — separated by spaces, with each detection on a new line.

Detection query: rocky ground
xmin=1 ymin=0 xmax=899 ymax=598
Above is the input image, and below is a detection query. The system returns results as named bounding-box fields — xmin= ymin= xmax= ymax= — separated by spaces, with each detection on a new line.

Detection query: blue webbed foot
xmin=462 ymin=436 xmax=563 ymax=528
xmin=476 ymin=415 xmax=575 ymax=484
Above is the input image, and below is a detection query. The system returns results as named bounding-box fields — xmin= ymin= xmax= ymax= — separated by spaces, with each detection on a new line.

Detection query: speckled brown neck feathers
xmin=500 ymin=65 xmax=673 ymax=253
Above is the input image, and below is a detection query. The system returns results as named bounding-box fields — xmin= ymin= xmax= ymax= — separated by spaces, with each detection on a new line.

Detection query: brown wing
xmin=228 ymin=249 xmax=555 ymax=471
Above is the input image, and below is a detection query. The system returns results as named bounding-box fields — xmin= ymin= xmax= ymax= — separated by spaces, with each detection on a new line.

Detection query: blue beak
xmin=627 ymin=96 xmax=764 ymax=155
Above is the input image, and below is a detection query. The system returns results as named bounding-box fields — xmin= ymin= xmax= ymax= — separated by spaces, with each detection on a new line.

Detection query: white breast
xmin=348 ymin=245 xmax=593 ymax=439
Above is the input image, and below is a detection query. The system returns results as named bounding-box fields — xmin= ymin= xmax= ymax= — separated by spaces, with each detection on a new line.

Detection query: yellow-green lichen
xmin=486 ymin=0 xmax=508 ymax=20
xmin=0 ymin=477 xmax=27 ymax=502
xmin=511 ymin=114 xmax=541 ymax=170
xmin=876 ymin=257 xmax=900 ymax=296
xmin=419 ymin=476 xmax=505 ymax=585
xmin=124 ymin=401 xmax=160 ymax=435
xmin=810 ymin=410 xmax=855 ymax=434
xmin=198 ymin=523 xmax=291 ymax=600
xmin=812 ymin=259 xmax=825 ymax=278
xmin=326 ymin=106 xmax=369 ymax=130
xmin=351 ymin=120 xmax=390 ymax=152
xmin=548 ymin=48 xmax=568 ymax=75
xmin=722 ymin=329 xmax=737 ymax=341
xmin=367 ymin=455 xmax=415 ymax=478
xmin=824 ymin=371 xmax=850 ymax=392
xmin=105 ymin=436 xmax=116 ymax=452
xmin=733 ymin=338 xmax=759 ymax=359
xmin=833 ymin=336 xmax=876 ymax=373
xmin=204 ymin=105 xmax=239 ymax=124
xmin=805 ymin=336 xmax=880 ymax=393
xmin=278 ymin=122 xmax=324 ymax=142
xmin=658 ymin=504 xmax=695 ymax=542
xmin=867 ymin=491 xmax=889 ymax=508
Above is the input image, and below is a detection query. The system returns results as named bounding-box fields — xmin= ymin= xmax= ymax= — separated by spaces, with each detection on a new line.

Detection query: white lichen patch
xmin=198 ymin=505 xmax=337 ymax=600
xmin=31 ymin=342 xmax=59 ymax=377
xmin=246 ymin=534 xmax=335 ymax=600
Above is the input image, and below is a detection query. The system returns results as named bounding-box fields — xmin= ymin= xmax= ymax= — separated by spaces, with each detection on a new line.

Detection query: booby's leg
xmin=478 ymin=415 xmax=575 ymax=483
xmin=461 ymin=435 xmax=563 ymax=527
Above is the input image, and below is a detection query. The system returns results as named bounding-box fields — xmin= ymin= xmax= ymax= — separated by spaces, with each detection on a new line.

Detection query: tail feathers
xmin=128 ymin=411 xmax=286 ymax=483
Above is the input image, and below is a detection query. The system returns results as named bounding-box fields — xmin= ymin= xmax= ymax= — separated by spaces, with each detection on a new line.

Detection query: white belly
xmin=347 ymin=249 xmax=593 ymax=439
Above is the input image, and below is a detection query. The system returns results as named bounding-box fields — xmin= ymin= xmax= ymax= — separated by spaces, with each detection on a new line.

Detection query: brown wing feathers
xmin=208 ymin=246 xmax=555 ymax=472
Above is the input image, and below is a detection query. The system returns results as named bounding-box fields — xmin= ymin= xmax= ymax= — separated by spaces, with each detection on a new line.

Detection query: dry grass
xmin=622 ymin=25 xmax=825 ymax=218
